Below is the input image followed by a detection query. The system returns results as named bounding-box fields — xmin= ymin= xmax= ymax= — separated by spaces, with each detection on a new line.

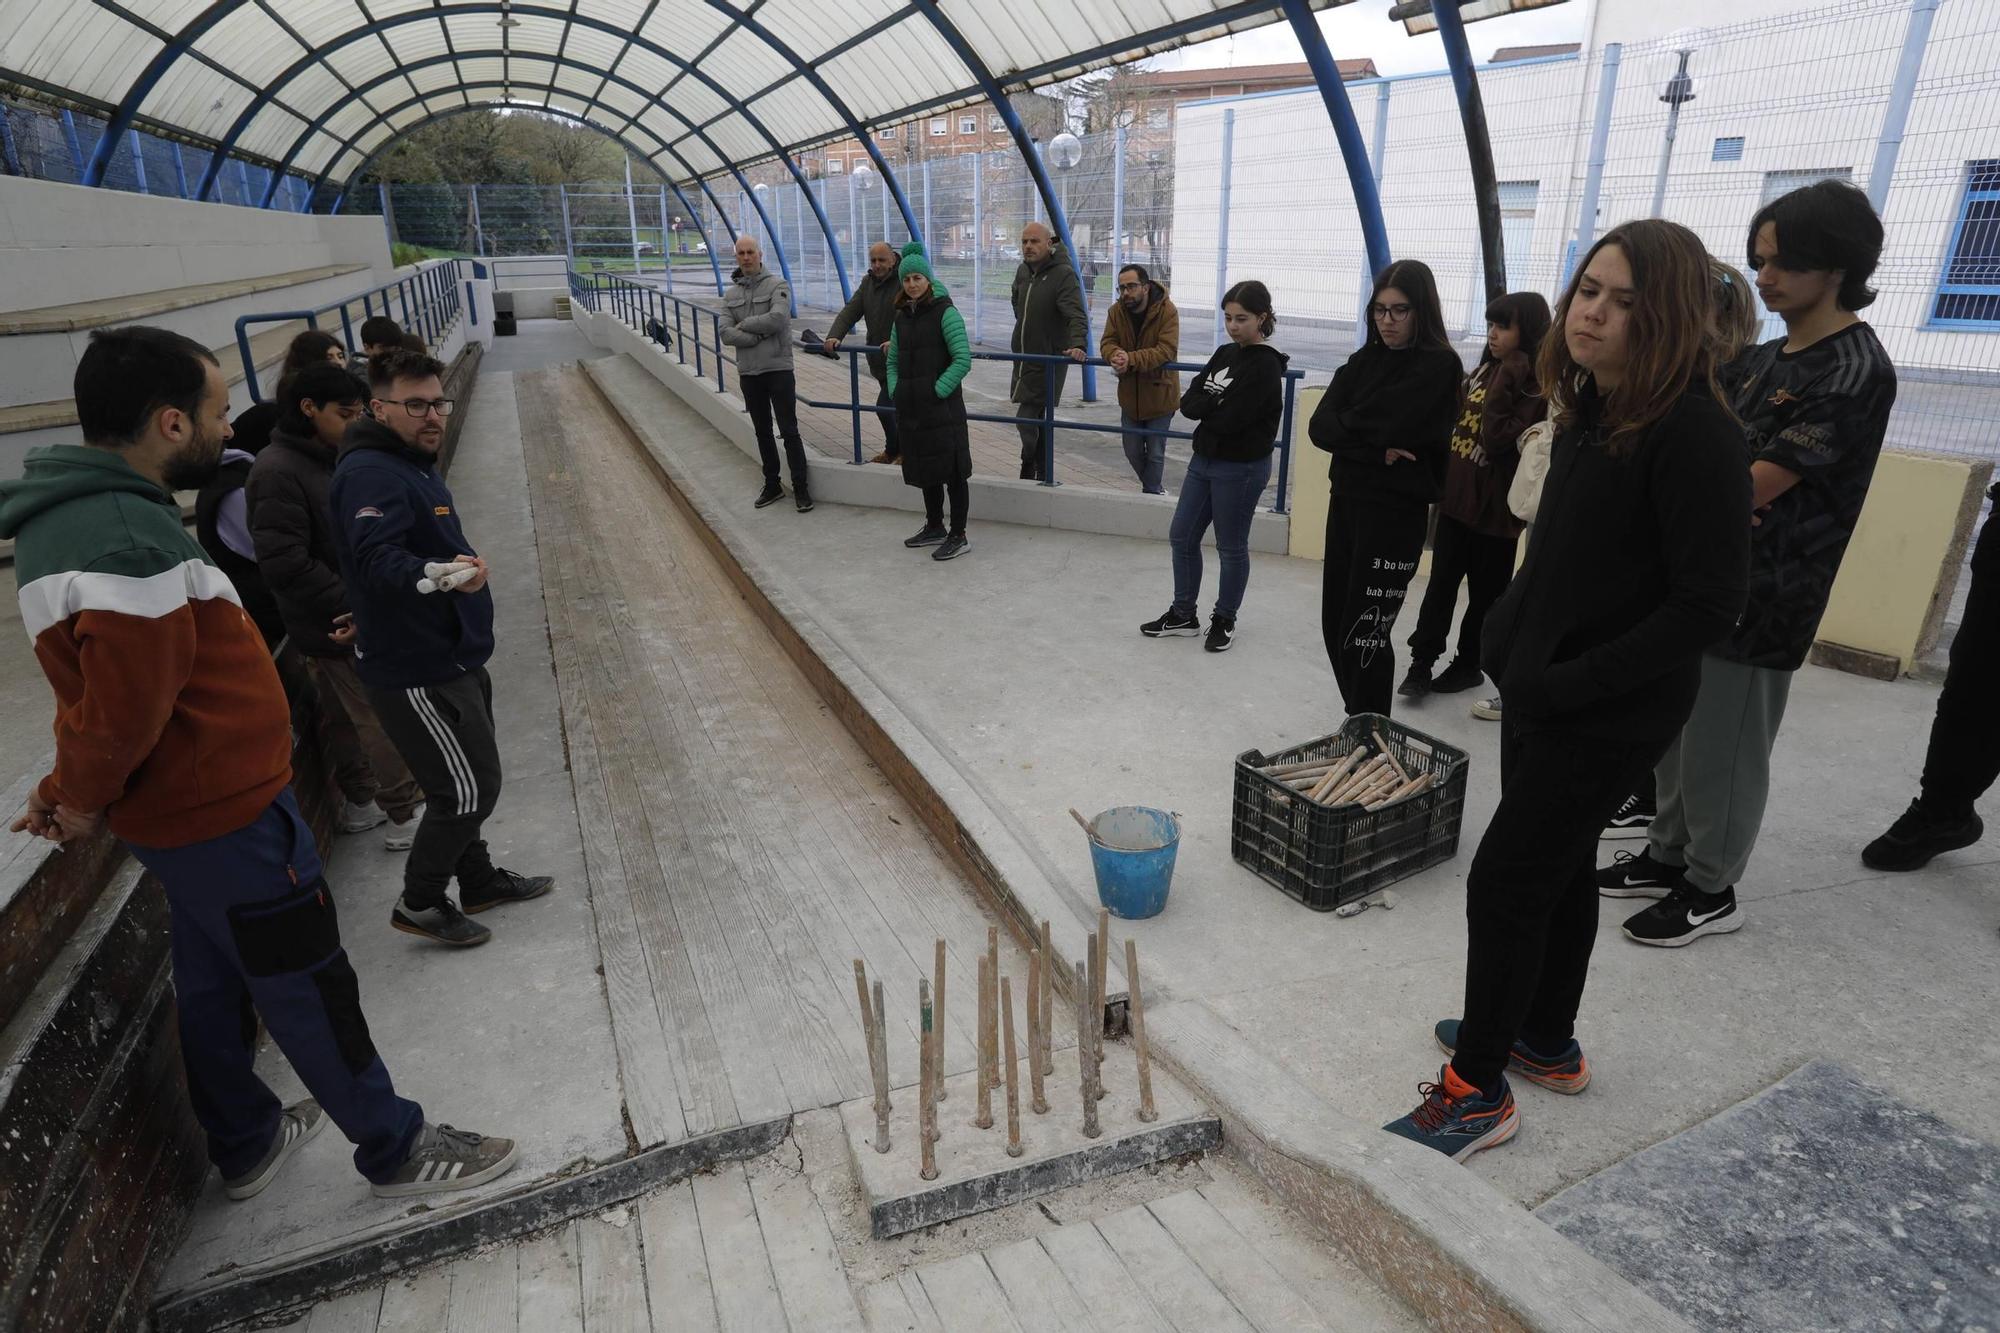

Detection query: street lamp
xmin=1048 ymin=130 xmax=1083 ymax=253
xmin=1650 ymin=39 xmax=1699 ymax=219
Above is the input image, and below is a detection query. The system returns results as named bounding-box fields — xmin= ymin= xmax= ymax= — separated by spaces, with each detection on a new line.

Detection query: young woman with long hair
xmin=1308 ymin=259 xmax=1464 ymax=717
xmin=1139 ymin=280 xmax=1287 ymax=652
xmin=1402 ymin=291 xmax=1551 ymax=701
xmin=1383 ymin=219 xmax=1751 ymax=1160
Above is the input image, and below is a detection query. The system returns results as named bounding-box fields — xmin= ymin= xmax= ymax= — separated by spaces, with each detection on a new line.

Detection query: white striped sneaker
xmin=371 ymin=1123 xmax=519 ymax=1199
xmin=384 ymin=803 xmax=424 ymax=851
xmin=224 ymin=1100 xmax=327 ymax=1200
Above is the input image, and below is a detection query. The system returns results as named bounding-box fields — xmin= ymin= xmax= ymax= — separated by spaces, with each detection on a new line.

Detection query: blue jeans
xmin=1169 ymin=452 xmax=1272 ymax=621
xmin=127 ymin=789 xmax=423 ymax=1184
xmin=1121 ymin=413 xmax=1173 ymax=494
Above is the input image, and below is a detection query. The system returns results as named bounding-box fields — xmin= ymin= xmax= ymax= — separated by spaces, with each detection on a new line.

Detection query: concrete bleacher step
xmin=0 ymin=263 xmax=370 ymax=337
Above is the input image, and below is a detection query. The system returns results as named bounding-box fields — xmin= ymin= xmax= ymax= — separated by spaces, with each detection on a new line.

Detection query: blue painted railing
xmin=583 ymin=270 xmax=1304 ymax=512
xmin=234 ymin=260 xmax=466 ymax=403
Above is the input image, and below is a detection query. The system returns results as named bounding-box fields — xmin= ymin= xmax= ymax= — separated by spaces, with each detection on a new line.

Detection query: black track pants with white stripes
xmin=367 ymin=667 xmax=503 ymax=911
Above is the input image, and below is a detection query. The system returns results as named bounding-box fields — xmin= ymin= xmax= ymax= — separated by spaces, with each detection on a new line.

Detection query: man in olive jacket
xmin=1010 ymin=222 xmax=1088 ymax=481
xmin=1099 ymin=265 xmax=1180 ymax=495
xmin=825 ymin=242 xmax=902 ymax=464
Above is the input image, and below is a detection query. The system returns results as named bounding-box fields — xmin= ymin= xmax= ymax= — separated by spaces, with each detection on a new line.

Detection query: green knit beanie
xmin=896 ymin=241 xmax=936 ymax=286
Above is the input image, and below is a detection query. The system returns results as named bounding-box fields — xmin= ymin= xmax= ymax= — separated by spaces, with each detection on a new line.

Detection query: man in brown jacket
xmin=1099 ymin=265 xmax=1181 ymax=495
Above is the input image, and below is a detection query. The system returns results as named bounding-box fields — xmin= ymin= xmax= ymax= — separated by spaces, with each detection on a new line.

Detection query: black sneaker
xmin=904 ymin=524 xmax=948 ymax=548
xmin=1431 ymin=658 xmax=1484 ymax=694
xmin=1595 ymin=848 xmax=1681 ymax=899
xmin=794 ymin=487 xmax=815 ymax=513
xmin=1622 ymin=881 xmax=1743 ymax=947
xmin=754 ymin=481 xmax=785 ymax=508
xmin=462 ymin=868 xmax=555 ymax=914
xmin=391 ymin=898 xmax=492 ymax=947
xmin=1140 ymin=607 xmax=1201 ymax=638
xmin=931 ymin=534 xmax=970 ymax=561
xmin=1603 ymin=791 xmax=1656 ymax=839
xmin=371 ymin=1123 xmax=520 ymax=1199
xmin=223 ymin=1100 xmax=327 ymax=1200
xmin=1205 ymin=614 xmax=1236 ymax=653
xmin=1397 ymin=662 xmax=1434 ymax=699
xmin=1862 ymin=800 xmax=1984 ymax=872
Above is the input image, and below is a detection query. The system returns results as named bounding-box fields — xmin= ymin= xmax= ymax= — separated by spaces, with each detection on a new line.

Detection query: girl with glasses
xmin=1308 ymin=260 xmax=1463 ymax=718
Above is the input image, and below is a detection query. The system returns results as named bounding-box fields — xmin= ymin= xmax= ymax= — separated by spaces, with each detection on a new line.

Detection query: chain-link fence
xmin=1 ymin=99 xmax=322 ymax=209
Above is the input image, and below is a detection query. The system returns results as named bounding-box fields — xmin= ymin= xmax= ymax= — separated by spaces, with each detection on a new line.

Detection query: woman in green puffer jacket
xmin=887 ymin=242 xmax=976 ymax=562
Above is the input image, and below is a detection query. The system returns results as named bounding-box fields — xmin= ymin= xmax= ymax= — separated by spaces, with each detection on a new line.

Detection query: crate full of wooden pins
xmin=1231 ymin=713 xmax=1469 ymax=911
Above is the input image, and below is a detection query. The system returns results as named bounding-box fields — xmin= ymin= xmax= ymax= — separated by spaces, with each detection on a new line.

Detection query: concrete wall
xmin=0 ymin=176 xmax=391 ymax=313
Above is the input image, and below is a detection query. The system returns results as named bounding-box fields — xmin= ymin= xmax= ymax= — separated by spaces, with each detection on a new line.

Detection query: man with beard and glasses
xmin=1099 ymin=264 xmax=1181 ymax=496
xmin=0 ymin=327 xmax=518 ymax=1204
xmin=331 ymin=348 xmax=553 ymax=950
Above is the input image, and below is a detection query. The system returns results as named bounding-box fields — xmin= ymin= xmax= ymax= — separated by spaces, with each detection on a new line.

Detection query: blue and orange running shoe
xmin=1433 ymin=1019 xmax=1591 ymax=1095
xmin=1382 ymin=1065 xmax=1519 ymax=1161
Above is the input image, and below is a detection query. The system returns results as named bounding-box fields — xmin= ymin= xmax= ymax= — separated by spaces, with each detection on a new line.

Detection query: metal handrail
xmin=590 ymin=272 xmax=730 ymax=394
xmin=234 ymin=259 xmax=466 ymax=403
xmin=582 ymin=269 xmax=1302 ymax=512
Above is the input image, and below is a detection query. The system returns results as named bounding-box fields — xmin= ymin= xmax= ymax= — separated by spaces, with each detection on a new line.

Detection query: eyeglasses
xmin=1370 ymin=303 xmax=1414 ymax=320
xmin=387 ymin=397 xmax=455 ymax=418
xmin=1117 ymin=281 xmax=1144 ymax=292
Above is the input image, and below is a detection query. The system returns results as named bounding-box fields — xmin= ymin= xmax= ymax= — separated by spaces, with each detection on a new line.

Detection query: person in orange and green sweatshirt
xmin=0 ymin=326 xmax=517 ymax=1204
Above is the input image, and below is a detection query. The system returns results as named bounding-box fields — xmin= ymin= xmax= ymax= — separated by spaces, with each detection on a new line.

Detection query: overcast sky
xmin=1148 ymin=0 xmax=1589 ymax=76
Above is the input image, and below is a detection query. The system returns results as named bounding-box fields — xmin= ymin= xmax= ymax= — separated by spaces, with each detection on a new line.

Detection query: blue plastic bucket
xmin=1083 ymin=806 xmax=1181 ymax=920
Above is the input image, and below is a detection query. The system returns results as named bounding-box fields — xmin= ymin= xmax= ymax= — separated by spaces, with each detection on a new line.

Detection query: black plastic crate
xmin=1230 ymin=713 xmax=1470 ymax=911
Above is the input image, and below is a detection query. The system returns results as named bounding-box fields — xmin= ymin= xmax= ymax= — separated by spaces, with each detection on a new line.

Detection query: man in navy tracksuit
xmin=330 ymin=348 xmax=551 ymax=948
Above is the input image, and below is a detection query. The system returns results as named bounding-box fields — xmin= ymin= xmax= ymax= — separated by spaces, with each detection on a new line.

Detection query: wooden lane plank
xmin=545 ymin=370 xmax=852 ymax=1117
xmin=690 ymin=1163 xmax=790 ymax=1333
xmin=1034 ymin=1220 xmax=1169 ymax=1333
xmin=1143 ymin=1191 xmax=1333 ymax=1333
xmin=521 ymin=373 xmax=761 ymax=1132
xmin=1093 ymin=1203 xmax=1254 ymax=1333
xmin=578 ymin=1213 xmax=650 ymax=1333
xmin=894 ymin=1272 xmax=946 ymax=1332
xmin=1192 ymin=1176 xmax=1408 ymax=1330
xmin=636 ymin=1179 xmax=717 ymax=1333
xmin=299 ymin=1285 xmax=383 ymax=1333
xmin=744 ymin=1152 xmax=866 ymax=1333
xmin=856 ymin=1277 xmax=932 ymax=1333
xmin=444 ymin=1249 xmax=520 ymax=1333
xmin=521 ymin=378 xmax=693 ymax=1148
xmin=981 ymin=1236 xmax=1096 ymax=1333
xmin=374 ymin=1268 xmax=451 ymax=1333
xmin=912 ymin=1253 xmax=1027 ymax=1333
xmin=514 ymin=1222 xmax=586 ymax=1333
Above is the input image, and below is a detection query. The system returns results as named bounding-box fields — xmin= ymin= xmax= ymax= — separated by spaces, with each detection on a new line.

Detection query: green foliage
xmin=390 ymin=242 xmax=430 ymax=267
xmin=360 ymin=109 xmax=665 ymax=188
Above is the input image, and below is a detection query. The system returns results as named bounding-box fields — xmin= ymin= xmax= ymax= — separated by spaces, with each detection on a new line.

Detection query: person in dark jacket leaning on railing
xmin=825 ymin=242 xmax=904 ymax=465
xmin=1140 ymin=280 xmax=1286 ymax=654
xmin=1308 ymin=259 xmax=1464 ymax=719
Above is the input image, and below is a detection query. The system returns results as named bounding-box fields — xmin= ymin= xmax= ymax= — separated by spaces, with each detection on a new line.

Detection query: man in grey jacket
xmin=720 ymin=236 xmax=811 ymax=513
xmin=824 ymin=242 xmax=902 ymax=465
xmin=1010 ymin=222 xmax=1088 ymax=482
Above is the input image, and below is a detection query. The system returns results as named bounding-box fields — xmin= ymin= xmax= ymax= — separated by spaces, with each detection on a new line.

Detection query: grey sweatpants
xmin=1648 ymin=653 xmax=1795 ymax=894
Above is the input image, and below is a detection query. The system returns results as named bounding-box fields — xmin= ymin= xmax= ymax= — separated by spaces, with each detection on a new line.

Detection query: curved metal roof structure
xmin=0 ymin=1 xmax=1344 ymax=198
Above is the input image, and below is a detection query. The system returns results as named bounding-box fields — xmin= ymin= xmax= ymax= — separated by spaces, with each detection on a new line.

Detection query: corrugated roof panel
xmin=749 ymin=85 xmax=842 ymax=152
xmin=705 ymin=28 xmax=795 ymax=94
xmin=234 ymin=104 xmax=312 ymax=164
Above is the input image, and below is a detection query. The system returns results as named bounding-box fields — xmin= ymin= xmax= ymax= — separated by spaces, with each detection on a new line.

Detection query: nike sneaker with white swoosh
xmin=1622 ymin=882 xmax=1742 ymax=947
xmin=1596 ymin=848 xmax=1681 ymax=899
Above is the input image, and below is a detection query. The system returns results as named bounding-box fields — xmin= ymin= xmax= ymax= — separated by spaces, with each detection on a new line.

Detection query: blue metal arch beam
xmin=683 ymin=0 xmax=921 ymax=247
xmin=81 ymin=4 xmax=268 ymax=188
xmin=909 ymin=0 xmax=1093 ymax=403
xmin=193 ymin=4 xmax=797 ymax=206
xmin=1279 ymin=0 xmax=1391 ymax=279
xmin=271 ymin=51 xmax=713 ymax=207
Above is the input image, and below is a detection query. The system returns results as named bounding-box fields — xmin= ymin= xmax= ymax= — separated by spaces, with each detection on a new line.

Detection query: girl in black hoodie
xmin=1309 ymin=260 xmax=1464 ymax=717
xmin=1382 ymin=219 xmax=1750 ymax=1162
xmin=1140 ymin=281 xmax=1288 ymax=653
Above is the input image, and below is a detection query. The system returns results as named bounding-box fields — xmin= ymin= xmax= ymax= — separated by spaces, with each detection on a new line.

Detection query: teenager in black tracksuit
xmin=1309 ymin=260 xmax=1463 ymax=718
xmin=1382 ymin=221 xmax=1751 ymax=1162
xmin=887 ymin=243 xmax=975 ymax=563
xmin=1140 ymin=279 xmax=1287 ymax=654
xmin=1402 ymin=292 xmax=1551 ymax=700
xmin=330 ymin=349 xmax=553 ymax=949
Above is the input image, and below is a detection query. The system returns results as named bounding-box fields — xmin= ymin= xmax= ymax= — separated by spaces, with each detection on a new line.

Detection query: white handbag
xmin=1508 ymin=418 xmax=1555 ymax=524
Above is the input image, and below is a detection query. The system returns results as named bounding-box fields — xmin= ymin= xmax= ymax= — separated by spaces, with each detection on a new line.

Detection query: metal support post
xmin=127 ymin=129 xmax=149 ymax=194
xmin=1279 ymin=0 xmax=1392 ymax=280
xmin=170 ymin=143 xmax=189 ymax=199
xmin=59 ymin=111 xmax=84 ymax=179
xmin=922 ymin=160 xmax=933 ymax=257
xmin=1433 ymin=0 xmax=1506 ymax=304
xmin=1868 ymin=0 xmax=1941 ymax=211
xmin=0 ymin=110 xmax=22 ymax=178
xmin=1111 ymin=125 xmax=1127 ymax=284
xmin=1371 ymin=83 xmax=1391 ymax=188
xmin=1215 ymin=108 xmax=1236 ymax=345
xmin=237 ymin=158 xmax=253 ymax=206
xmin=379 ymin=182 xmax=396 ymax=257
xmin=470 ymin=184 xmax=485 ymax=257
xmin=659 ymin=185 xmax=675 ymax=293
xmin=1650 ymin=49 xmax=1694 ymax=220
xmin=1568 ymin=43 xmax=1621 ymax=285
xmin=559 ymin=184 xmax=575 ymax=264
xmin=846 ymin=169 xmax=859 ymax=279
xmin=626 ymin=157 xmax=644 ymax=276
xmin=972 ymin=153 xmax=985 ymax=344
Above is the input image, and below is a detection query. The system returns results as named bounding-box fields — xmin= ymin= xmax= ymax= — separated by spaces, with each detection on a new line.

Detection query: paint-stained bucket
xmin=1081 ymin=806 xmax=1181 ymax=920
